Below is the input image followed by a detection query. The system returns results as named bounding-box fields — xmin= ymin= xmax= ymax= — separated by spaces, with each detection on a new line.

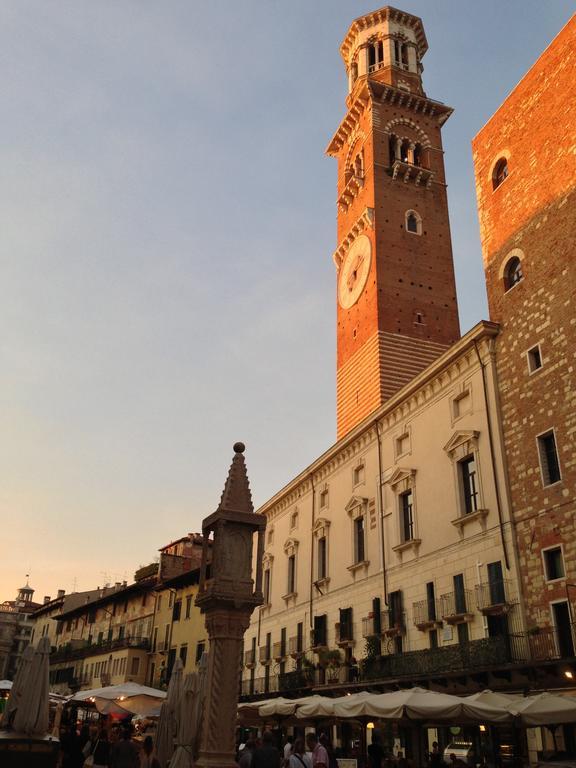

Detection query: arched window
xmin=413 ymin=143 xmax=422 ymax=167
xmin=504 ymin=255 xmax=523 ymax=290
xmin=492 ymin=158 xmax=508 ymax=190
xmin=389 ymin=134 xmax=397 ymax=164
xmin=400 ymin=139 xmax=410 ymax=163
xmin=354 ymin=153 xmax=363 ymax=178
xmin=405 ymin=210 xmax=422 ymax=235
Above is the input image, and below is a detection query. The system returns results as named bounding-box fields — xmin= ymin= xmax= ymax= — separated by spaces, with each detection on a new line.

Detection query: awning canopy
xmin=239 ymin=688 xmax=576 ymax=726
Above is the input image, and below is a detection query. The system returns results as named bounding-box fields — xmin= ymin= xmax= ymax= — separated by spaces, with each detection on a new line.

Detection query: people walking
xmin=306 ymin=734 xmax=328 ymax=768
xmin=140 ymin=735 xmax=160 ymax=768
xmin=288 ymin=738 xmax=312 ymax=768
xmin=110 ymin=726 xmax=140 ymax=768
xmin=252 ymin=730 xmax=281 ymax=768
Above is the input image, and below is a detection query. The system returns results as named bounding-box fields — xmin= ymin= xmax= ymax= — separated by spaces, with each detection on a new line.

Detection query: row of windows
xmin=350 ymin=39 xmax=413 ymax=86
xmin=253 ymin=568 xmax=511 ymax=666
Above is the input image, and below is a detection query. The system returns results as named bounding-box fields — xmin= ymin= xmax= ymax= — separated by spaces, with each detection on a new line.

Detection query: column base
xmin=196 ymin=750 xmax=238 ymax=768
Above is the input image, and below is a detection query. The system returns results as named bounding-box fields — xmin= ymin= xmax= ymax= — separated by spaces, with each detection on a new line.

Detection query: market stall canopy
xmin=509 ymin=692 xmax=576 ymax=726
xmin=293 ymin=692 xmax=374 ymax=720
xmin=295 ymin=688 xmax=513 ymax=723
xmin=0 ymin=681 xmax=12 ymax=691
xmin=70 ymin=682 xmax=166 ymax=716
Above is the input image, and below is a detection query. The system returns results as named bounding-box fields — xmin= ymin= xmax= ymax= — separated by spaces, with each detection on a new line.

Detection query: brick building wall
xmin=472 ymin=15 xmax=576 ymax=628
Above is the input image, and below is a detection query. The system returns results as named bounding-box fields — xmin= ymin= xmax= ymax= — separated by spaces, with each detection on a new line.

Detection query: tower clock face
xmin=338 ymin=234 xmax=372 ymax=309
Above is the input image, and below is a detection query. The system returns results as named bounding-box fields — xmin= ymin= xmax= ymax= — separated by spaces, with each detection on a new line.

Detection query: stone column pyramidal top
xmin=195 ymin=443 xmax=267 ymax=768
xmin=196 ymin=442 xmax=266 ymax=611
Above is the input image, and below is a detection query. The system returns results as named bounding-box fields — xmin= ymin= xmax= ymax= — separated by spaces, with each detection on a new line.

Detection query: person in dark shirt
xmin=252 ymin=730 xmax=281 ymax=768
xmin=368 ymin=732 xmax=385 ymax=768
xmin=110 ymin=727 xmax=140 ymax=768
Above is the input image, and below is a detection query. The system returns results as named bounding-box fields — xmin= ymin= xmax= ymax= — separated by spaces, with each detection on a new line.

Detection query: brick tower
xmin=472 ymin=16 xmax=576 ymax=639
xmin=328 ymin=6 xmax=460 ymax=439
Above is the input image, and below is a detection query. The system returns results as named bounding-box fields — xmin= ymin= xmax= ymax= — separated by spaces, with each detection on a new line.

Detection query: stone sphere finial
xmin=233 ymin=442 xmax=245 ymax=454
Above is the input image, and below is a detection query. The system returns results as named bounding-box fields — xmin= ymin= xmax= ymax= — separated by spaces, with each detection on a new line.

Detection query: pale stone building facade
xmin=242 ymin=323 xmax=525 ymax=696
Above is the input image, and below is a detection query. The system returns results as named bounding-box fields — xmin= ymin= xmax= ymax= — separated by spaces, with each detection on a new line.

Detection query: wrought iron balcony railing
xmin=475 ymin=580 xmax=517 ymax=614
xmin=439 ymin=590 xmax=474 ymax=624
xmin=412 ymin=599 xmax=441 ymax=630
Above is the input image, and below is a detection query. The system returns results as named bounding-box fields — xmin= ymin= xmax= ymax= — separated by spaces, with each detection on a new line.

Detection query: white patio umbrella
xmin=71 ymin=682 xmax=166 ymax=716
xmin=510 ymin=692 xmax=576 ymax=726
xmin=259 ymin=695 xmax=333 ymax=719
xmin=0 ymin=680 xmax=12 ymax=691
xmin=1 ymin=644 xmax=34 ymax=727
xmin=465 ymin=690 xmax=520 ymax=709
xmin=156 ymin=657 xmax=184 ymax=768
xmin=189 ymin=651 xmax=208 ymax=759
xmin=13 ymin=636 xmax=51 ymax=736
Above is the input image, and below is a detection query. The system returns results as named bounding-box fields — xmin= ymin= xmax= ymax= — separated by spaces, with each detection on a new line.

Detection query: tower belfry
xmin=328 ymin=6 xmax=460 ymax=438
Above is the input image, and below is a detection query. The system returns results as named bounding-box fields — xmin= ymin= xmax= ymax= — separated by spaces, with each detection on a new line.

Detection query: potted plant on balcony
xmin=319 ymin=649 xmax=342 ymax=684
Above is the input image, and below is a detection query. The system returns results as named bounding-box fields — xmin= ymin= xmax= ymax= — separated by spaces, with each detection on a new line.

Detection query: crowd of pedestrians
xmin=59 ymin=721 xmax=159 ymax=768
xmin=237 ymin=730 xmax=338 ymax=768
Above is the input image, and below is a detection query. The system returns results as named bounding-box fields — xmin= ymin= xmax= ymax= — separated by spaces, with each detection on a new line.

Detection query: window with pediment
xmin=385 ymin=468 xmax=420 ymax=552
xmin=444 ymin=431 xmax=488 ymax=528
xmin=313 ymin=518 xmax=331 ymax=584
xmin=345 ymin=496 xmax=369 ymax=569
xmin=262 ymin=552 xmax=274 ymax=606
xmin=283 ymin=538 xmax=299 ymax=600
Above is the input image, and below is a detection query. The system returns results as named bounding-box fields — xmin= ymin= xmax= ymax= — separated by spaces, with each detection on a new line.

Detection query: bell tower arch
xmin=328 ymin=6 xmax=460 ymax=439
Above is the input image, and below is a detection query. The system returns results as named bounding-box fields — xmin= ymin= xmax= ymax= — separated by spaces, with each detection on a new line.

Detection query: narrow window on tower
xmin=368 ymin=43 xmax=376 ymax=72
xmin=504 ymin=255 xmax=523 ymax=291
xmin=527 ymin=344 xmax=543 ymax=374
xmin=537 ymin=429 xmax=562 ymax=486
xmin=492 ymin=157 xmax=509 ymax=189
xmin=405 ymin=210 xmax=422 ymax=235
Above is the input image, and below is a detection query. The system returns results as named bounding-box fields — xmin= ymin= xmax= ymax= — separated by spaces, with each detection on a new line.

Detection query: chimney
xmin=115 ymin=582 xmax=121 ymax=589
xmin=57 ymin=589 xmax=65 ymax=599
xmin=44 ymin=596 xmax=51 ymax=605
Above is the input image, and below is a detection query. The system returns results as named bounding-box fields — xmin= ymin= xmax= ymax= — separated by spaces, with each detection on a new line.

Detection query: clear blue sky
xmin=1 ymin=1 xmax=573 ymax=602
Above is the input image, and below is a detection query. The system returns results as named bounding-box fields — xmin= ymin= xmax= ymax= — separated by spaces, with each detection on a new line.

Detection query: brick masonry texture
xmin=472 ymin=15 xmax=576 ymax=628
xmin=335 ymin=87 xmax=460 ymax=438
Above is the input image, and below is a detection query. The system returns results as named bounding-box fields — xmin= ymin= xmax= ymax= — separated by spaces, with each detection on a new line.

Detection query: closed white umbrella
xmin=13 ymin=636 xmax=51 ymax=736
xmin=1 ymin=644 xmax=34 ymax=728
xmin=189 ymin=652 xmax=208 ymax=760
xmin=170 ymin=672 xmax=198 ymax=768
xmin=156 ymin=657 xmax=184 ymax=767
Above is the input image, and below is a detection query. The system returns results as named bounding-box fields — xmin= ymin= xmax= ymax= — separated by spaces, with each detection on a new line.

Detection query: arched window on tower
xmin=413 ymin=143 xmax=423 ymax=167
xmin=504 ymin=255 xmax=523 ymax=290
xmin=405 ymin=210 xmax=422 ymax=235
xmin=492 ymin=158 xmax=509 ymax=190
xmin=389 ymin=134 xmax=398 ymax=165
xmin=393 ymin=40 xmax=409 ymax=70
xmin=400 ymin=139 xmax=410 ymax=163
xmin=354 ymin=153 xmax=364 ymax=178
xmin=368 ymin=44 xmax=376 ymax=72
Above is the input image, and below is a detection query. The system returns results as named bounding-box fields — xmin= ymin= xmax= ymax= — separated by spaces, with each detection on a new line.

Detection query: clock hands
xmin=346 ymin=252 xmax=365 ymax=292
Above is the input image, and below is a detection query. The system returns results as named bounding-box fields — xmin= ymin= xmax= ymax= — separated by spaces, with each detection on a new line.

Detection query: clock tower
xmin=328 ymin=6 xmax=460 ymax=439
